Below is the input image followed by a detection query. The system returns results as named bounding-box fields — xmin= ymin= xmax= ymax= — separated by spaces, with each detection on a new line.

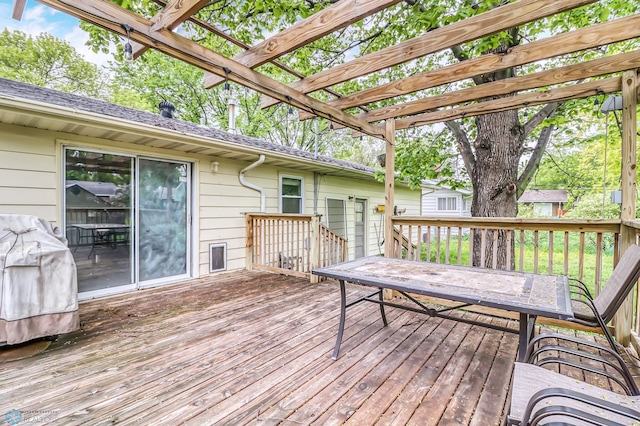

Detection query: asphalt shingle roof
xmin=0 ymin=78 xmax=376 ymax=175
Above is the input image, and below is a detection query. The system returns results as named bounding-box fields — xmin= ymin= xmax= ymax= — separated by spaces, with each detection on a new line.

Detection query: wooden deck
xmin=2 ymin=270 xmax=636 ymax=425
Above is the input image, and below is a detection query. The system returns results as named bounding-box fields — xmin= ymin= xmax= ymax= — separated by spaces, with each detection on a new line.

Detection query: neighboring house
xmin=0 ymin=78 xmax=420 ymax=299
xmin=421 ymin=182 xmax=472 ymax=217
xmin=518 ymin=189 xmax=568 ymax=217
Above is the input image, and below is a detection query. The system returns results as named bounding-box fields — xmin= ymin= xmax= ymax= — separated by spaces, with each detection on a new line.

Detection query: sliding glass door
xmin=64 ymin=148 xmax=191 ymax=297
xmin=138 ymin=158 xmax=190 ymax=284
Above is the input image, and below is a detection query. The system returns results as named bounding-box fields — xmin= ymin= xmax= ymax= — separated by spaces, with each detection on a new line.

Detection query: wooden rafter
xmin=392 ymin=77 xmax=621 ymax=130
xmin=299 ymin=13 xmax=640 ymax=121
xmin=32 ymin=0 xmax=385 ymax=138
xmin=150 ymin=0 xmax=209 ymax=31
xmin=202 ymin=0 xmax=403 ymax=88
xmin=260 ymin=0 xmax=598 ymax=109
xmin=343 ymin=49 xmax=640 ymax=126
xmin=11 ymin=0 xmax=27 ymax=20
xmin=134 ymin=0 xmax=367 ymax=114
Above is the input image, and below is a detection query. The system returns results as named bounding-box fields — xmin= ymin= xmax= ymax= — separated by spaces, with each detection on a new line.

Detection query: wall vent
xmin=209 ymin=243 xmax=227 ymax=273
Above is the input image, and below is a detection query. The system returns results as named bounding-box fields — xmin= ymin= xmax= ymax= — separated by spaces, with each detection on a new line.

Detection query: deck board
xmin=1 ymin=270 xmax=632 ymax=425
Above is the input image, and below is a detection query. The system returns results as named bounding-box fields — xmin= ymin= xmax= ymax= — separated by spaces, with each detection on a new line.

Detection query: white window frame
xmin=437 ymin=196 xmax=458 ymax=212
xmin=279 ymin=174 xmax=304 ymax=214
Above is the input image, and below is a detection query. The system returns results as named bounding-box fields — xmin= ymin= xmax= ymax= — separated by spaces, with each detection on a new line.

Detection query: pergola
xmin=10 ymin=0 xmax=640 ymax=339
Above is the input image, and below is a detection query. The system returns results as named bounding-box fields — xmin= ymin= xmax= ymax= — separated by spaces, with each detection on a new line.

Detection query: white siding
xmin=0 ymin=125 xmax=58 ymax=223
xmin=421 ymin=188 xmax=471 ymax=218
xmin=0 ymin=122 xmax=421 ymax=282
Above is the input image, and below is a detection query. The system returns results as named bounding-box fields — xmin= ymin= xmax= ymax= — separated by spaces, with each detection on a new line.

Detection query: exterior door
xmin=137 ymin=158 xmax=190 ymax=284
xmin=355 ymin=199 xmax=366 ymax=258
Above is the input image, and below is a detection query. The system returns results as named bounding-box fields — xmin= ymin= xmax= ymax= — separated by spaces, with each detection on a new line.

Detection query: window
xmin=280 ymin=176 xmax=303 ymax=213
xmin=437 ymin=196 xmax=457 ymax=211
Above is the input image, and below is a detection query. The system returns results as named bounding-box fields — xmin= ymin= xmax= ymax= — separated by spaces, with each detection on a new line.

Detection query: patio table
xmin=312 ymin=256 xmax=573 ymax=361
xmin=72 ymin=223 xmax=130 ymax=258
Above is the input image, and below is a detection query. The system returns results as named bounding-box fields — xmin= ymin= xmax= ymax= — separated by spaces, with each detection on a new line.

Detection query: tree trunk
xmin=471 ymin=109 xmax=523 ymax=269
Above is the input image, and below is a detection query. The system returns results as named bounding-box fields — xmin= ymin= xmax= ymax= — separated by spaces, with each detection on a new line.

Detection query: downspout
xmin=239 ymin=155 xmax=266 ymax=212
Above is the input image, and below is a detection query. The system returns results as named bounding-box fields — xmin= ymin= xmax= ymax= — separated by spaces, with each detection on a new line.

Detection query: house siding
xmin=0 ymin=122 xmax=420 ymax=282
xmin=0 ymin=125 xmax=58 ymax=221
xmin=422 ymin=188 xmax=470 ymax=217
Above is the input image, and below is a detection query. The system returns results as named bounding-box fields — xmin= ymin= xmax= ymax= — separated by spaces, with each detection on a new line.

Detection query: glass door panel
xmin=65 ymin=149 xmax=134 ymax=294
xmin=138 ymin=158 xmax=190 ymax=283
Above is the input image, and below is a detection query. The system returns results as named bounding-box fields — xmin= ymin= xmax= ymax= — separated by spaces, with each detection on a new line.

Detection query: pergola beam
xmin=203 ymin=0 xmax=403 ymax=88
xmin=392 ymin=77 xmax=621 ymax=130
xmin=299 ymin=13 xmax=640 ymax=120
xmin=11 ymin=0 xmax=27 ymax=20
xmin=347 ymin=49 xmax=640 ymax=125
xmin=150 ymin=0 xmax=209 ymax=32
xmin=32 ymin=0 xmax=384 ymax=138
xmin=261 ymin=0 xmax=598 ymax=108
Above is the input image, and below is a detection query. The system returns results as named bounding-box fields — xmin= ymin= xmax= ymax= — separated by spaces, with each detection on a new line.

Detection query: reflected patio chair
xmin=567 ymin=244 xmax=640 ymax=353
xmin=506 ymin=362 xmax=640 ymax=425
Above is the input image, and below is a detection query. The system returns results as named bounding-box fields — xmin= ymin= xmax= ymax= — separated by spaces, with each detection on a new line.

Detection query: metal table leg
xmin=378 ymin=288 xmax=388 ymax=327
xmin=332 ymin=279 xmax=347 ymax=360
xmin=518 ymin=313 xmax=537 ymax=361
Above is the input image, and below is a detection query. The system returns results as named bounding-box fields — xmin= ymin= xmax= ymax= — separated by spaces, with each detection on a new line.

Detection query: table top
xmin=72 ymin=223 xmax=129 ymax=230
xmin=313 ymin=256 xmax=573 ymax=320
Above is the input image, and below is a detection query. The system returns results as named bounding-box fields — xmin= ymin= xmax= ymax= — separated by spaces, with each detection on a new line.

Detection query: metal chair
xmin=568 ymin=244 xmax=640 ymax=353
xmin=506 ymin=362 xmax=640 ymax=425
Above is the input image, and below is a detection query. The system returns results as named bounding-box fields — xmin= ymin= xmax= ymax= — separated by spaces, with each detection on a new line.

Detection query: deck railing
xmin=391 ymin=216 xmax=640 ymax=348
xmin=245 ymin=213 xmax=347 ymax=281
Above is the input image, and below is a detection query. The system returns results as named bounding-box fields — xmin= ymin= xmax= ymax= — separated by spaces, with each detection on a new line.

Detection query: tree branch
xmin=445 ymin=120 xmax=475 ymax=181
xmin=517 ymin=123 xmax=556 ymax=198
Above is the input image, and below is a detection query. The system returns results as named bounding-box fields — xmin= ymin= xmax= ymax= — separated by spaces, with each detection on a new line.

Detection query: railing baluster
xmin=533 ymin=230 xmax=539 ymax=274
xmin=519 ymin=230 xmax=525 ymax=272
xmin=564 ymin=231 xmax=569 ymax=276
xmin=579 ymin=232 xmax=585 ymax=281
xmin=445 ymin=226 xmax=451 ymax=264
xmin=492 ymin=229 xmax=498 ymax=270
xmin=480 ymin=228 xmax=487 ymax=268
xmin=548 ymin=230 xmax=554 ymax=275
xmin=595 ymin=232 xmax=603 ymax=296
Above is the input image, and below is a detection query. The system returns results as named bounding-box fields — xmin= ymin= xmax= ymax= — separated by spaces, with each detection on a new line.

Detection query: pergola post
xmin=383 ymin=120 xmax=396 ymax=300
xmin=383 ymin=119 xmax=396 ymax=259
xmin=614 ymin=69 xmax=638 ymax=346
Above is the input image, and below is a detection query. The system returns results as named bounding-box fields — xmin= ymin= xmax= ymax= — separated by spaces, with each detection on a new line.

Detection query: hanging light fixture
xmin=122 ymin=24 xmax=134 ymax=62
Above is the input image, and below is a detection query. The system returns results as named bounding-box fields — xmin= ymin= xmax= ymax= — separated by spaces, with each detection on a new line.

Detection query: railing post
xmin=310 ymin=214 xmax=321 ymax=284
xmin=614 ymin=69 xmax=638 ymax=346
xmin=245 ymin=213 xmax=253 ymax=271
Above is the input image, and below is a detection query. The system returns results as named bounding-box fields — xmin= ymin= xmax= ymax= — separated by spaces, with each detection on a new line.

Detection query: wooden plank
xmin=372 ymin=312 xmax=480 ymax=425
xmin=393 ymin=77 xmax=621 ymax=129
xmin=261 ymin=0 xmax=598 ymax=108
xmin=306 ymin=315 xmax=446 ymax=424
xmin=33 ymin=0 xmax=384 ymax=138
xmin=349 ymin=49 xmax=640 ymax=124
xmin=409 ymin=320 xmax=488 ymax=425
xmin=11 ymin=0 xmax=27 ymax=20
xmin=342 ymin=313 xmax=463 ymax=425
xmin=298 ymin=13 xmax=640 ymax=118
xmin=149 ymin=0 xmax=209 ymax=32
xmin=145 ymin=0 xmax=358 ymax=106
xmin=252 ymin=310 xmax=429 ymax=425
xmin=615 ymin=69 xmax=639 ymax=345
xmin=203 ymin=0 xmax=403 ymax=88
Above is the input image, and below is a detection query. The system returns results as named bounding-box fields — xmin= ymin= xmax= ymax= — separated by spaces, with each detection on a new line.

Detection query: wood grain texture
xmin=204 ymin=0 xmax=402 ymax=88
xmin=299 ymin=13 xmax=640 ymax=119
xmin=261 ymin=0 xmax=598 ymax=108
xmin=2 ymin=271 xmax=634 ymax=424
xmin=150 ymin=0 xmax=209 ymax=31
xmin=355 ymin=50 xmax=640 ymax=124
xmin=34 ymin=0 xmax=384 ymax=138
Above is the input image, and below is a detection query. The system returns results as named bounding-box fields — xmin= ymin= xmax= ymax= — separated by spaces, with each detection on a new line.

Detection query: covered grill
xmin=0 ymin=214 xmax=79 ymax=345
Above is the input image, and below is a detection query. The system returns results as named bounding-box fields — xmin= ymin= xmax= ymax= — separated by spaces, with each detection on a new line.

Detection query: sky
xmin=0 ymin=0 xmax=112 ymax=67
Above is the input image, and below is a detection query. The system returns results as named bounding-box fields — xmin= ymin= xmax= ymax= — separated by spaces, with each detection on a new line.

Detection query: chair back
xmin=594 ymin=244 xmax=640 ymax=322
